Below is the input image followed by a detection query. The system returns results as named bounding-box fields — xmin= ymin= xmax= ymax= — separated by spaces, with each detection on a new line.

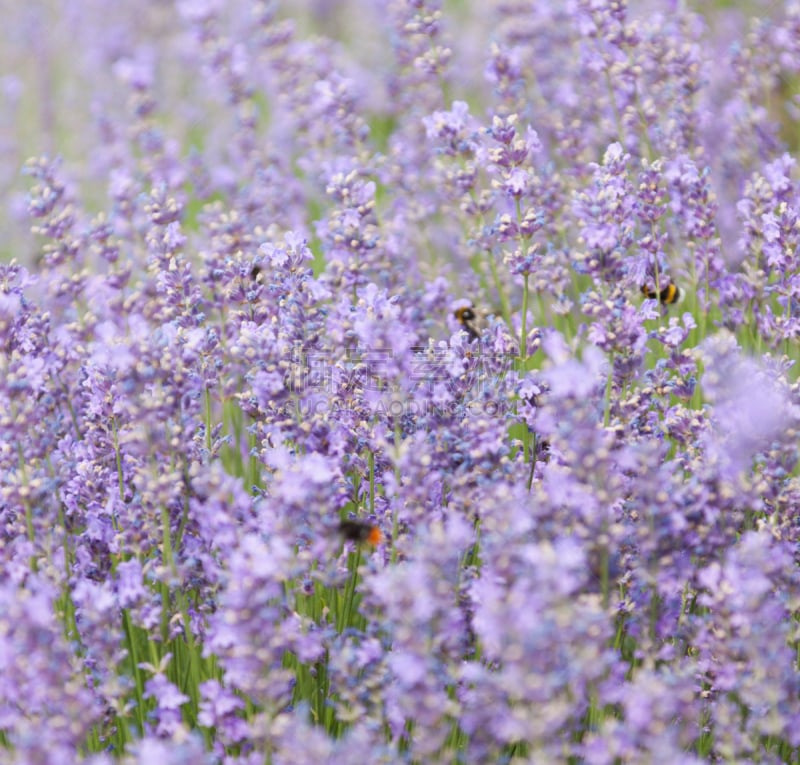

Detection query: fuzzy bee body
xmin=641 ymin=283 xmax=682 ymax=305
xmin=454 ymin=305 xmax=481 ymax=341
xmin=338 ymin=520 xmax=382 ymax=546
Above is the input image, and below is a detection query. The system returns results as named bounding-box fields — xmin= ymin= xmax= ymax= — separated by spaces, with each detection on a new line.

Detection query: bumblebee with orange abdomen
xmin=338 ymin=520 xmax=382 ymax=546
xmin=640 ymin=282 xmax=683 ymax=305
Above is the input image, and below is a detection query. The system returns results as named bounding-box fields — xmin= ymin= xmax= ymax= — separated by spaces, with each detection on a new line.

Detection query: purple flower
xmin=198 ymin=679 xmax=248 ymax=744
xmin=0 ymin=576 xmax=102 ymax=758
xmin=699 ymin=331 xmax=795 ymax=480
xmin=142 ymin=668 xmax=190 ymax=739
xmin=123 ymin=734 xmax=213 ymax=764
xmin=691 ymin=531 xmax=800 ymax=756
xmin=116 ymin=558 xmax=147 ymax=609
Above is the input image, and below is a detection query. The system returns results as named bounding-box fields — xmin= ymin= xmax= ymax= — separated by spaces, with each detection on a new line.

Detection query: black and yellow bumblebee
xmin=640 ymin=283 xmax=683 ymax=305
xmin=338 ymin=520 xmax=383 ymax=546
xmin=454 ymin=305 xmax=481 ymax=341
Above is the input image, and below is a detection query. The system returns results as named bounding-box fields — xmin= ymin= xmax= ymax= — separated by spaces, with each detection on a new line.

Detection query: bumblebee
xmin=454 ymin=305 xmax=481 ymax=341
xmin=338 ymin=520 xmax=382 ymax=546
xmin=641 ymin=283 xmax=682 ymax=305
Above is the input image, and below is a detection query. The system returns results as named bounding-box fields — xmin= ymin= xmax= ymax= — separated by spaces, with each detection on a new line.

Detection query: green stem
xmin=16 ymin=443 xmax=37 ymax=570
xmin=341 ymin=547 xmax=363 ymax=632
xmin=368 ymin=450 xmax=375 ymax=516
xmin=204 ymin=388 xmax=213 ymax=453
xmin=60 ymin=378 xmax=83 ymax=440
xmin=486 ymin=248 xmax=512 ymax=330
xmin=122 ymin=608 xmax=147 ymax=735
xmin=520 ymin=272 xmax=530 ymax=363
xmin=161 ymin=504 xmax=174 ymax=570
xmin=526 ymin=432 xmax=537 ymax=492
xmin=111 ymin=416 xmax=125 ymax=509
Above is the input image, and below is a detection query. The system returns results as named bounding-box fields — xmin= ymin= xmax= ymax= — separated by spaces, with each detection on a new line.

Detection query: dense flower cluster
xmin=1 ymin=0 xmax=800 ymax=762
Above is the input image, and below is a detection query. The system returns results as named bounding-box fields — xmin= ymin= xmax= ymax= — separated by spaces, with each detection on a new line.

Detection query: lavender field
xmin=2 ymin=1 xmax=800 ymax=762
